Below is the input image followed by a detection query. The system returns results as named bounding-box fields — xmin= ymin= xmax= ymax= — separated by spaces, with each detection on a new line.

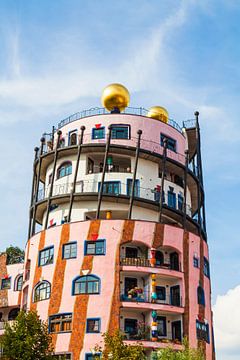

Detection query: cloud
xmin=213 ymin=285 xmax=240 ymax=359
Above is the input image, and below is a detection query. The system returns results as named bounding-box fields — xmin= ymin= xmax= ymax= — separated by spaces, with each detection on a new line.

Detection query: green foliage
xmin=0 ymin=310 xmax=54 ymax=360
xmin=6 ymin=246 xmax=24 ymax=264
xmin=94 ymin=330 xmax=146 ymax=360
xmin=151 ymin=338 xmax=204 ymax=360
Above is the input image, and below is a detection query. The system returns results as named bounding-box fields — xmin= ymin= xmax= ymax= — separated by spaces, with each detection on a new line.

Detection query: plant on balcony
xmin=150 ymin=338 xmax=204 ymax=360
xmin=128 ymin=287 xmax=143 ymax=298
xmin=94 ymin=330 xmax=146 ymax=360
xmin=135 ymin=321 xmax=151 ymax=341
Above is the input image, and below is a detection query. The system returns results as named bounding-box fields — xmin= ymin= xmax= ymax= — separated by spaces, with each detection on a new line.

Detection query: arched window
xmin=155 ymin=251 xmax=164 ymax=266
xmin=69 ymin=132 xmax=77 ymax=145
xmin=33 ymin=281 xmax=51 ymax=302
xmin=8 ymin=308 xmax=20 ymax=321
xmin=57 ymin=162 xmax=72 ymax=179
xmin=15 ymin=275 xmax=23 ymax=291
xmin=73 ymin=275 xmax=100 ymax=295
xmin=170 ymin=252 xmax=179 ymax=271
xmin=197 ymin=286 xmax=205 ymax=306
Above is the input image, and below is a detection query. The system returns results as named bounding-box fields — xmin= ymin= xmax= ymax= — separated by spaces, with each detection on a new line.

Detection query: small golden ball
xmin=101 ymin=83 xmax=130 ymax=112
xmin=147 ymin=106 xmax=169 ymax=123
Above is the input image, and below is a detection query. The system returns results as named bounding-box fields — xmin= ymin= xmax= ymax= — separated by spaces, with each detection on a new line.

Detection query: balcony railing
xmin=87 ymin=164 xmax=131 ymax=174
xmin=57 ymin=106 xmax=182 ymax=133
xmin=124 ymin=330 xmax=182 ymax=344
xmin=120 ymin=291 xmax=182 ymax=307
xmin=120 ymin=257 xmax=181 ymax=272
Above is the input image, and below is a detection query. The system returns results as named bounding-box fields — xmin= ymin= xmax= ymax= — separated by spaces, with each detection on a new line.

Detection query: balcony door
xmin=170 ymin=285 xmax=180 ymax=306
xmin=125 ymin=247 xmax=138 ymax=258
xmin=170 ymin=252 xmax=179 ymax=271
xmin=172 ymin=320 xmax=182 ymax=341
xmin=124 ymin=277 xmax=137 ymax=295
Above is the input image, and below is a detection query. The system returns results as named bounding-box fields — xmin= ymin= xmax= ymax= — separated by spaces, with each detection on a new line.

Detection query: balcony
xmin=120 ymin=257 xmax=181 ymax=272
xmin=120 ymin=291 xmax=182 ymax=308
xmin=87 ymin=154 xmax=131 ymax=174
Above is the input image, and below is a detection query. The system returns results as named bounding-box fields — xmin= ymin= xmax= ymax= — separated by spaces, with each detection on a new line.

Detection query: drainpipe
xmin=128 ymin=130 xmax=142 ymax=219
xmin=67 ymin=126 xmax=85 ymax=222
xmin=183 ymin=150 xmax=189 ymax=230
xmin=28 ymin=146 xmax=39 ymax=239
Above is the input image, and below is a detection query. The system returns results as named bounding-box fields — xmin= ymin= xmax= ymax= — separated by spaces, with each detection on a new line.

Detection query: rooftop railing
xmin=57 ymin=106 xmax=183 ymax=133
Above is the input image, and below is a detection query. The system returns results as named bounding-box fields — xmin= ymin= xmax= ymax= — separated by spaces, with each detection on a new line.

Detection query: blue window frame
xmin=85 ymin=354 xmax=101 ymax=360
xmin=63 ymin=242 xmax=77 ymax=259
xmin=15 ymin=275 xmax=23 ymax=291
xmin=92 ymin=127 xmax=105 ymax=139
xmin=124 ymin=318 xmax=138 ymax=336
xmin=204 ymin=257 xmax=210 ymax=278
xmin=193 ymin=256 xmax=199 ymax=268
xmin=168 ymin=191 xmax=176 ymax=208
xmin=160 ymin=133 xmax=177 ymax=152
xmin=156 ymin=286 xmax=166 ymax=301
xmin=197 ymin=286 xmax=205 ymax=306
xmin=154 ymin=188 xmax=165 ymax=203
xmin=57 ymin=162 xmax=72 ymax=179
xmin=34 ymin=281 xmax=51 ymax=302
xmin=72 ymin=275 xmax=100 ymax=295
xmin=39 ymin=246 xmax=54 ymax=266
xmin=127 ymin=179 xmax=140 ymax=197
xmin=157 ymin=316 xmax=167 ymax=336
xmin=111 ymin=125 xmax=130 ymax=139
xmin=178 ymin=194 xmax=183 ymax=211
xmin=196 ymin=320 xmax=210 ymax=343
xmin=86 ymin=318 xmax=101 ymax=333
xmin=98 ymin=181 xmax=120 ymax=195
xmin=49 ymin=313 xmax=72 ymax=333
xmin=84 ymin=240 xmax=106 ymax=256
xmin=1 ymin=277 xmax=11 ymax=290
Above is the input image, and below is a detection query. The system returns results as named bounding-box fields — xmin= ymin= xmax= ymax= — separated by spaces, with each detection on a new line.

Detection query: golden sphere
xmin=147 ymin=106 xmax=169 ymax=123
xmin=101 ymin=83 xmax=130 ymax=112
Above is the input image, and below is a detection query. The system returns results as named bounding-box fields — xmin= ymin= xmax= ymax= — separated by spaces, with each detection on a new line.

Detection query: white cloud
xmin=213 ymin=285 xmax=240 ymax=359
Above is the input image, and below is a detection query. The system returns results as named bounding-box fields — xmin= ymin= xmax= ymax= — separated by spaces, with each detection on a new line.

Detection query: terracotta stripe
xmin=107 ymin=220 xmax=135 ymax=334
xmin=17 ymin=290 xmax=22 ymax=306
xmin=68 ymin=220 xmax=100 ymax=360
xmin=48 ymin=224 xmax=70 ymax=348
xmin=152 ymin=223 xmax=164 ymax=248
xmin=182 ymin=231 xmax=189 ymax=338
xmin=198 ymin=237 xmax=206 ymax=354
xmin=30 ymin=231 xmax=46 ymax=311
xmin=0 ymin=254 xmax=8 ymax=308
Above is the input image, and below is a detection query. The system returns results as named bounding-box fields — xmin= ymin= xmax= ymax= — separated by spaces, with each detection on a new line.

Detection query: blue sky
xmin=0 ymin=1 xmax=240 ymax=358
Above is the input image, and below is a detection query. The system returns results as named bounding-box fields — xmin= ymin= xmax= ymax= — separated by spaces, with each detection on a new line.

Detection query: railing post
xmin=128 ymin=130 xmax=142 ymax=219
xmin=158 ymin=139 xmax=168 ymax=223
xmin=44 ymin=130 xmax=62 ymax=230
xmin=67 ymin=126 xmax=85 ymax=223
xmin=183 ymin=150 xmax=189 ymax=229
xmin=96 ymin=126 xmax=112 ymax=219
xmin=31 ymin=138 xmax=45 ymax=237
xmin=28 ymin=146 xmax=39 ymax=239
xmin=195 ymin=112 xmax=202 ymax=235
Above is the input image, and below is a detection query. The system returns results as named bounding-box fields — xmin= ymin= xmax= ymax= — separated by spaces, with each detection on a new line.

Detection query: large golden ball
xmin=101 ymin=83 xmax=130 ymax=112
xmin=147 ymin=106 xmax=169 ymax=123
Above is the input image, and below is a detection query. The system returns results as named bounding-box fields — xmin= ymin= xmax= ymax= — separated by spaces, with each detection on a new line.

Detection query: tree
xmin=0 ymin=310 xmax=54 ymax=360
xmin=94 ymin=330 xmax=146 ymax=360
xmin=6 ymin=246 xmax=24 ymax=264
xmin=151 ymin=338 xmax=204 ymax=360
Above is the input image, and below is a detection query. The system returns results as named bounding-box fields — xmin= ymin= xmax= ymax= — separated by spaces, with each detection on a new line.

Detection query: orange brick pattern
xmin=68 ymin=220 xmax=100 ymax=360
xmin=183 ymin=231 xmax=189 ymax=337
xmin=30 ymin=231 xmax=46 ymax=311
xmin=0 ymin=254 xmax=8 ymax=308
xmin=48 ymin=224 xmax=70 ymax=348
xmin=152 ymin=223 xmax=164 ymax=248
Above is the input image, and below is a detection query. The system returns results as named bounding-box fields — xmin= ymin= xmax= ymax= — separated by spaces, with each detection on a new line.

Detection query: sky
xmin=0 ymin=0 xmax=239 ymax=358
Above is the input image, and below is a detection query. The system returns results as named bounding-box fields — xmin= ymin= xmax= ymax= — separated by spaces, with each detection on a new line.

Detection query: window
xmin=168 ymin=189 xmax=176 ymax=208
xmin=124 ymin=318 xmax=138 ymax=336
xmin=111 ymin=125 xmax=130 ymax=139
xmin=68 ymin=130 xmax=77 ymax=146
xmin=34 ymin=281 xmax=51 ymax=302
xmin=53 ymin=354 xmax=72 ymax=360
xmin=49 ymin=313 xmax=72 ymax=333
xmin=86 ymin=318 xmax=101 ymax=333
xmin=73 ymin=275 xmax=100 ymax=295
xmin=92 ymin=127 xmax=105 ymax=139
xmin=155 ymin=251 xmax=164 ymax=266
xmin=156 ymin=286 xmax=166 ymax=301
xmin=8 ymin=308 xmax=20 ymax=321
xmin=157 ymin=316 xmax=167 ymax=336
xmin=178 ymin=194 xmax=183 ymax=211
xmin=204 ymin=257 xmax=210 ymax=278
xmin=85 ymin=240 xmax=105 ymax=256
xmin=1 ymin=278 xmax=11 ymax=290
xmin=48 ymin=173 xmax=53 ymax=185
xmin=15 ymin=275 xmax=23 ymax=291
xmin=193 ymin=256 xmax=199 ymax=268
xmin=39 ymin=247 xmax=54 ymax=266
xmin=196 ymin=320 xmax=210 ymax=343
xmin=99 ymin=181 xmax=120 ymax=195
xmin=197 ymin=286 xmax=205 ymax=306
xmin=57 ymin=162 xmax=72 ymax=179
xmin=127 ymin=179 xmax=140 ymax=197
xmin=160 ymin=133 xmax=177 ymax=152
xmin=154 ymin=186 xmax=165 ymax=203
xmin=63 ymin=242 xmax=77 ymax=259
xmin=85 ymin=354 xmax=101 ymax=360
xmin=125 ymin=247 xmax=138 ymax=258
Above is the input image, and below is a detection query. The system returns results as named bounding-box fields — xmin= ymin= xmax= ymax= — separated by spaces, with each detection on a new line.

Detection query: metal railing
xmin=120 ymin=257 xmax=181 ymax=272
xmin=124 ymin=329 xmax=181 ymax=343
xmin=87 ymin=164 xmax=132 ymax=174
xmin=183 ymin=119 xmax=196 ymax=129
xmin=57 ymin=106 xmax=182 ymax=133
xmin=37 ymin=180 xmax=193 ymax=217
xmin=120 ymin=290 xmax=182 ymax=307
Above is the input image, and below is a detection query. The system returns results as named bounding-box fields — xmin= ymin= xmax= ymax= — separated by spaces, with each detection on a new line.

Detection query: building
xmin=0 ymin=83 xmax=215 ymax=359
